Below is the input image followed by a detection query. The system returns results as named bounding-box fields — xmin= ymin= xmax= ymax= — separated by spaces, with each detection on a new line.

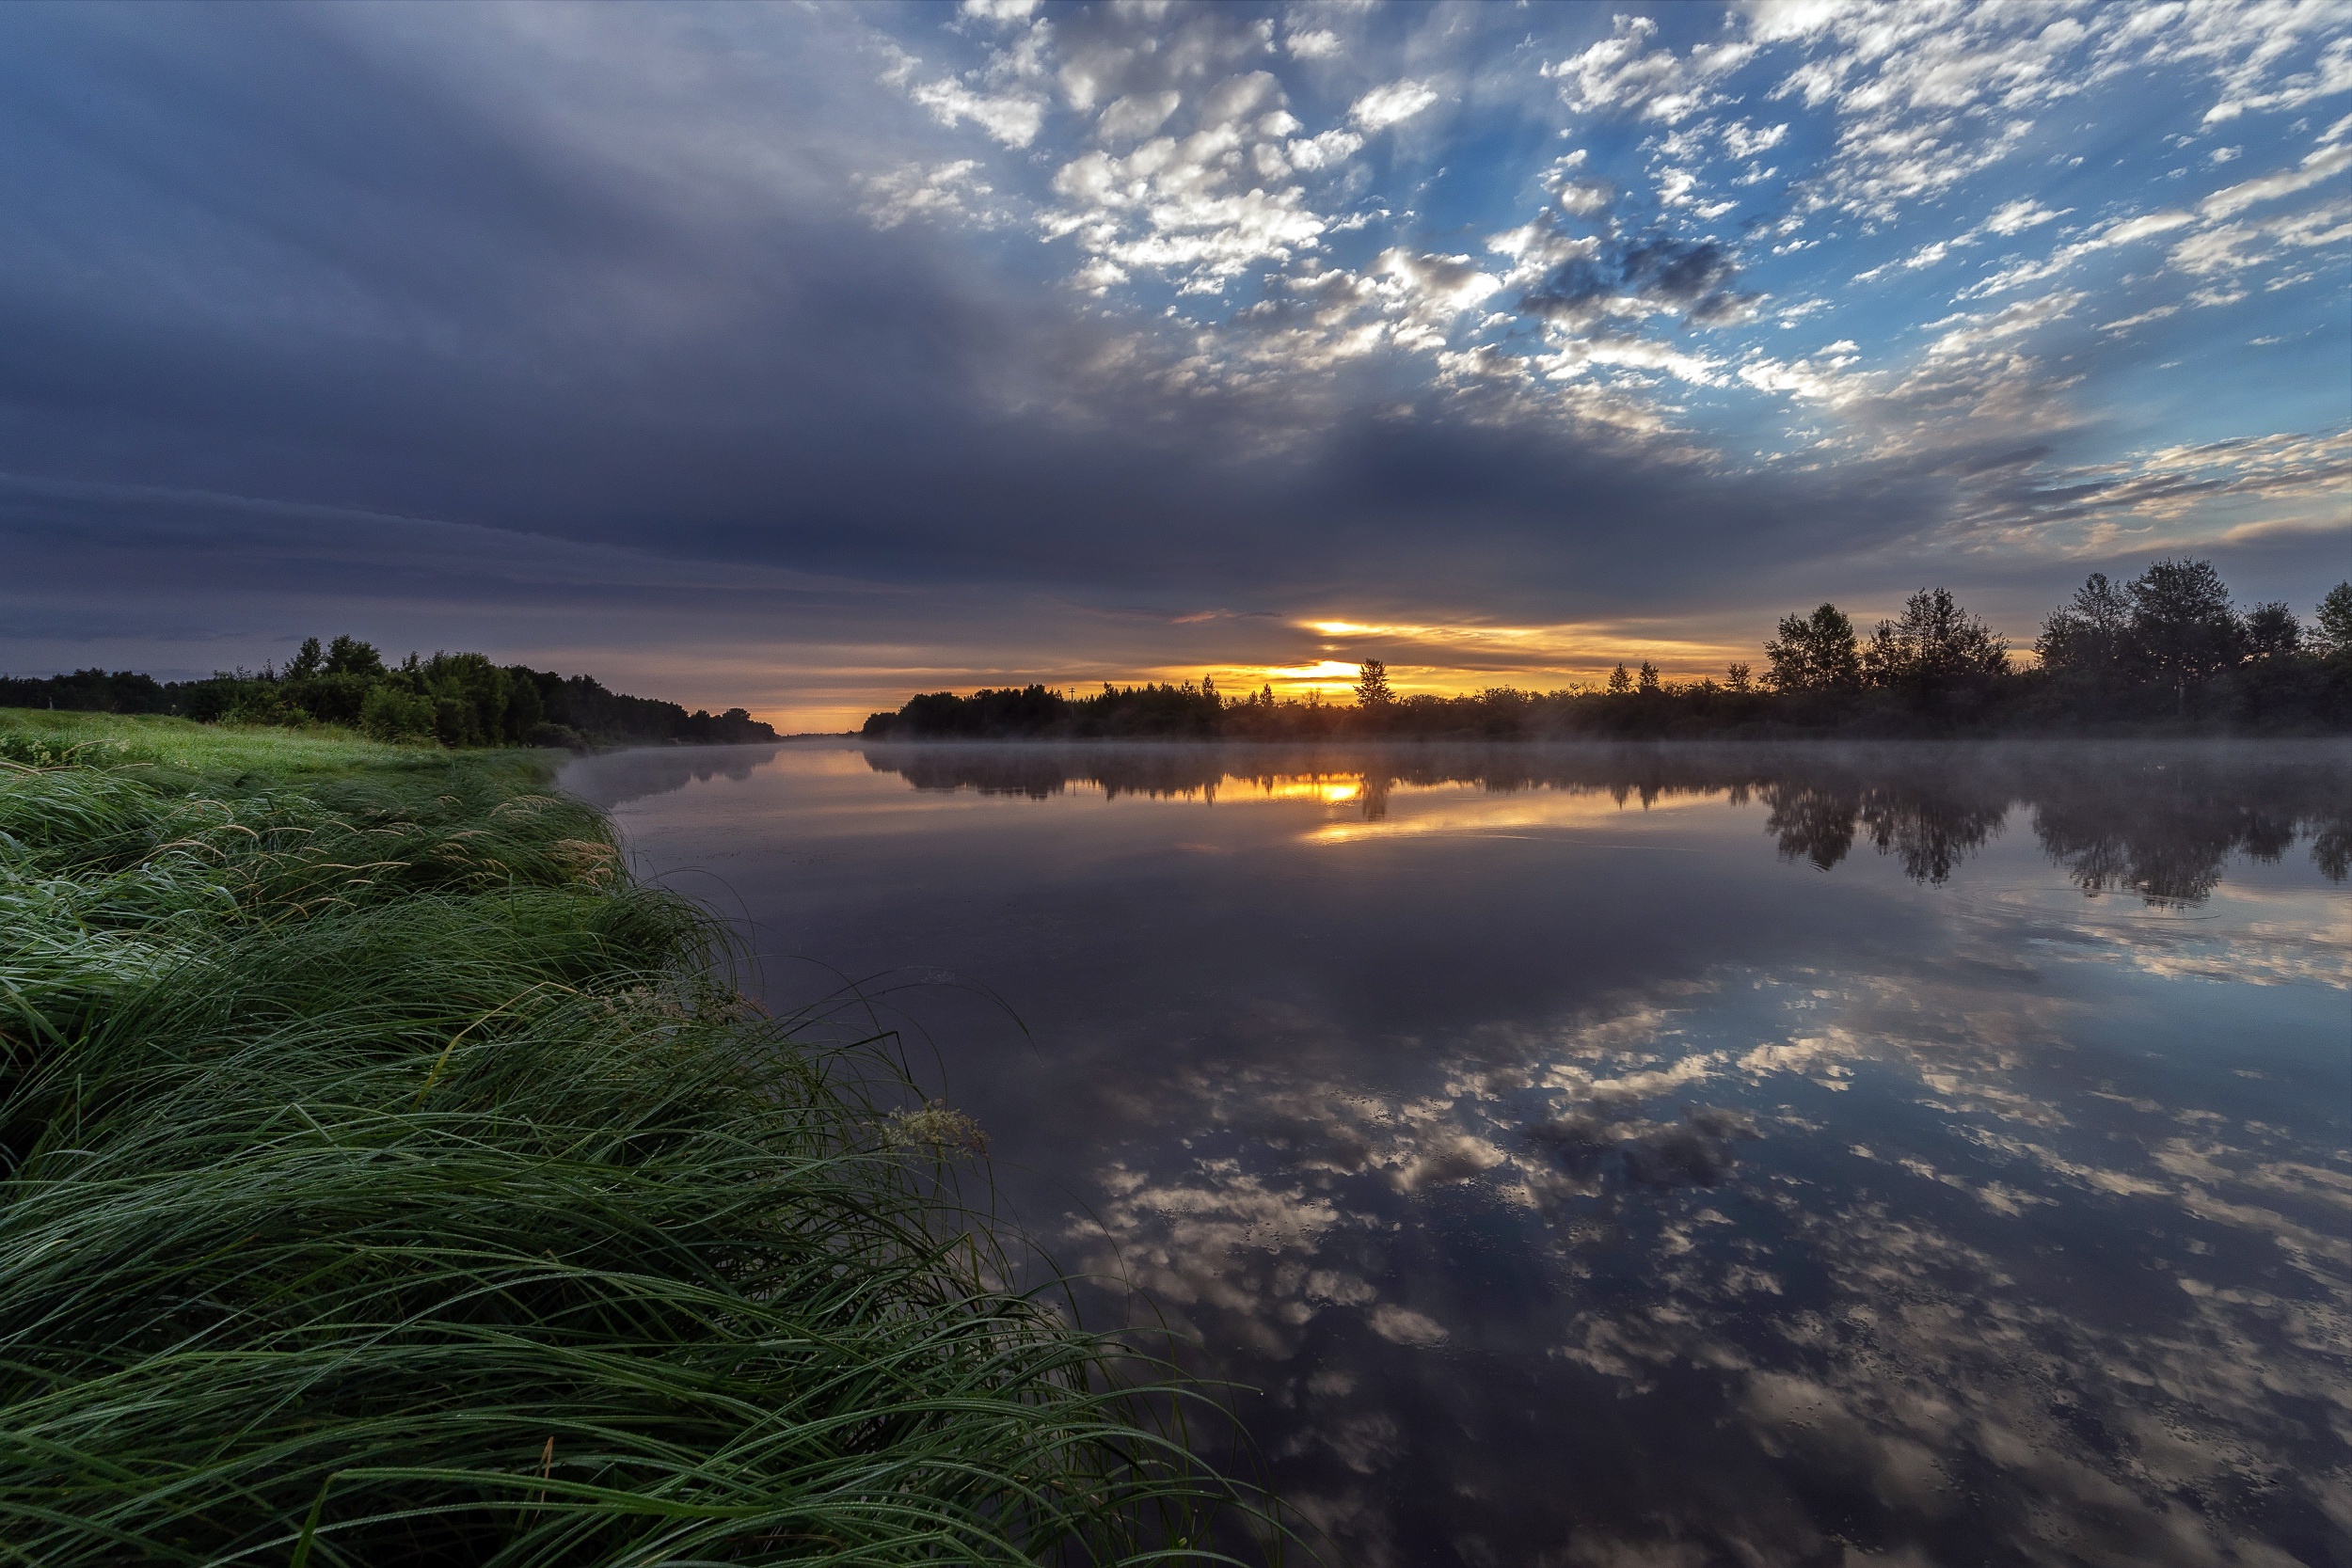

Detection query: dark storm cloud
xmin=0 ymin=0 xmax=1936 ymax=635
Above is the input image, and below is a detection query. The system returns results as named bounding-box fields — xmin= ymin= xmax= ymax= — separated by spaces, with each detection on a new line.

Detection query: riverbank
xmin=0 ymin=711 xmax=1258 ymax=1563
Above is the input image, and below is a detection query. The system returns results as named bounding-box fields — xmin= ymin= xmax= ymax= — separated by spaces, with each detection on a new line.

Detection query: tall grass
xmin=0 ymin=714 xmax=1269 ymax=1565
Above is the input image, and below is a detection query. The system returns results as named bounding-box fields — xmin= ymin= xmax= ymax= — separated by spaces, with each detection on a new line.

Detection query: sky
xmin=2 ymin=0 xmax=2346 ymax=730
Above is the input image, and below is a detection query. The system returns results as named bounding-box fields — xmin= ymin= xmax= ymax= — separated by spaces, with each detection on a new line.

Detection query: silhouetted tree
xmin=324 ymin=635 xmax=385 ymax=678
xmin=2036 ymin=571 xmax=2132 ymax=680
xmin=2242 ymin=602 xmax=2302 ymax=661
xmin=2127 ymin=559 xmax=2242 ymax=705
xmin=2314 ymin=582 xmax=2352 ymax=661
xmin=1606 ymin=663 xmax=1632 ymax=695
xmin=1355 ymin=659 xmax=1393 ymax=705
xmin=1764 ymin=604 xmax=1860 ymax=692
xmin=1636 ymin=660 xmax=1661 ymax=693
xmin=1860 ymin=588 xmax=2009 ymax=693
xmin=1724 ymin=662 xmax=1752 ymax=693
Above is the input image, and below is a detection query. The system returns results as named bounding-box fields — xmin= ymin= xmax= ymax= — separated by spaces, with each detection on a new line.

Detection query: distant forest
xmin=0 ymin=635 xmax=777 ymax=749
xmin=865 ymin=562 xmax=2352 ymax=740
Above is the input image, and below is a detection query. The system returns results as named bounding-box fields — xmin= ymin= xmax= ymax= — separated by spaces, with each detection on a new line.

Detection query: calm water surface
xmin=562 ymin=740 xmax=2351 ymax=1568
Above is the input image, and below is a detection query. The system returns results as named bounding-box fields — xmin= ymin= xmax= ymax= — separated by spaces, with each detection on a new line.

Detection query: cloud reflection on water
xmin=569 ymin=740 xmax=2351 ymax=1566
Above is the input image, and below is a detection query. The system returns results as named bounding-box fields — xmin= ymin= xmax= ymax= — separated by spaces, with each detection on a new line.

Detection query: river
xmin=562 ymin=738 xmax=2351 ymax=1568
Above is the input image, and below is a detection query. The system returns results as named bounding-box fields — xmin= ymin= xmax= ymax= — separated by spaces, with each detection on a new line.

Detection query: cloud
xmin=1547 ymin=14 xmax=1756 ymax=123
xmin=1286 ymin=127 xmax=1363 ymax=171
xmin=2168 ymin=198 xmax=2352 ymax=276
xmin=1375 ymin=248 xmax=1502 ymax=350
xmin=2199 ymin=139 xmax=2352 ymax=218
xmin=1096 ymin=88 xmax=1181 ymax=142
xmin=1349 ymin=79 xmax=1438 ymax=131
xmin=1285 ymin=27 xmax=1342 ymax=61
xmin=2198 ymin=28 xmax=2352 ymax=122
xmin=856 ymin=159 xmax=993 ymax=230
xmin=1722 ymin=119 xmax=1788 ymax=158
xmin=1983 ymin=198 xmax=2067 ymax=236
xmin=905 ymin=71 xmax=1046 ymax=147
xmin=1518 ymin=233 xmax=1757 ymax=330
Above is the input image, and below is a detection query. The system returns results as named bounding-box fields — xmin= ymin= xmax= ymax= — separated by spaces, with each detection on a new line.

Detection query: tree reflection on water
xmin=863 ymin=739 xmax=2350 ymax=905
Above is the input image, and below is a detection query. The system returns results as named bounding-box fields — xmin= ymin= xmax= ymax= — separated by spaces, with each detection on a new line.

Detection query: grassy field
xmin=0 ymin=710 xmax=1264 ymax=1565
xmin=0 ymin=708 xmax=438 ymax=774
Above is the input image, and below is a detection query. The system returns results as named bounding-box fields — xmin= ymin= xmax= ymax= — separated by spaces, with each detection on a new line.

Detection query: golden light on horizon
xmin=1258 ymin=658 xmax=1365 ymax=692
xmin=1136 ymin=613 xmax=1759 ymax=705
xmin=1299 ymin=615 xmax=1741 ymax=658
xmin=764 ymin=610 xmax=1772 ymax=731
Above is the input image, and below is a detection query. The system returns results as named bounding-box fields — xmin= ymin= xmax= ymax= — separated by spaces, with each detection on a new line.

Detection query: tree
xmin=289 ymin=637 xmax=324 ymax=679
xmin=2036 ymin=571 xmax=2131 ymax=679
xmin=1636 ymin=660 xmax=1661 ymax=693
xmin=2241 ymin=603 xmax=2301 ymax=661
xmin=1724 ymin=661 xmax=1752 ymax=693
xmin=2126 ymin=558 xmax=2241 ymax=703
xmin=1606 ymin=663 xmax=1632 ymax=695
xmin=1354 ymin=659 xmax=1393 ymax=706
xmin=324 ymin=635 xmax=386 ymax=677
xmin=1860 ymin=588 xmax=2009 ymax=692
xmin=2313 ymin=582 xmax=2352 ymax=660
xmin=1763 ymin=604 xmax=1860 ymax=692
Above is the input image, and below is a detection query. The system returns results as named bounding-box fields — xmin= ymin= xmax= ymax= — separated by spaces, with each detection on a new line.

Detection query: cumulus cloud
xmin=1375 ymin=248 xmax=1502 ymax=350
xmin=1284 ymin=27 xmax=1341 ymax=61
xmin=893 ymin=16 xmax=1054 ymax=149
xmin=1349 ymin=79 xmax=1439 ymax=130
xmin=1546 ymin=14 xmax=1755 ymax=123
xmin=1096 ymin=88 xmax=1181 ymax=142
xmin=1285 ymin=127 xmax=1363 ymax=170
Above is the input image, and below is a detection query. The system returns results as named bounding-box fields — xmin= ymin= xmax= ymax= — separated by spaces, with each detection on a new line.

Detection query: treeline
xmin=862 ymin=562 xmax=2352 ymax=740
xmin=0 ymin=635 xmax=777 ymax=749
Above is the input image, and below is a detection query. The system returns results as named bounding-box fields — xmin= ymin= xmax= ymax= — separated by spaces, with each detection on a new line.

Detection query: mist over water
xmin=564 ymin=740 xmax=2352 ymax=1567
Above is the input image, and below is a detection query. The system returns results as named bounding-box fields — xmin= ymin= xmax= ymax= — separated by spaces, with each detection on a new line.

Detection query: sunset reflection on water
xmin=565 ymin=740 xmax=2351 ymax=1568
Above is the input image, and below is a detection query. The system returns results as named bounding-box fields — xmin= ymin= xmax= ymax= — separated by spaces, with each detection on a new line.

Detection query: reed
xmin=0 ymin=711 xmax=1265 ymax=1565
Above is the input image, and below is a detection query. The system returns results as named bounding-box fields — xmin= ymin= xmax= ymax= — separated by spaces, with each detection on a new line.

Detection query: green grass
xmin=0 ymin=713 xmax=1270 ymax=1565
xmin=0 ymin=708 xmax=437 ymax=775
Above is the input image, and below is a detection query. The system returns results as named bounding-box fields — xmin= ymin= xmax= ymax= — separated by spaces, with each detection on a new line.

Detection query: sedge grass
xmin=0 ymin=715 xmax=1277 ymax=1565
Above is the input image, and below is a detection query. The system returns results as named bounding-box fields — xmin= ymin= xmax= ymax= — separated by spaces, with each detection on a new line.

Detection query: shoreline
xmin=0 ymin=710 xmax=1268 ymax=1563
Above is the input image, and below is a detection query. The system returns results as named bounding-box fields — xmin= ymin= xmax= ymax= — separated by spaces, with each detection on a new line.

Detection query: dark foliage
xmin=866 ymin=681 xmax=1231 ymax=740
xmin=3 ymin=636 xmax=777 ymax=750
xmin=0 ymin=669 xmax=171 ymax=715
